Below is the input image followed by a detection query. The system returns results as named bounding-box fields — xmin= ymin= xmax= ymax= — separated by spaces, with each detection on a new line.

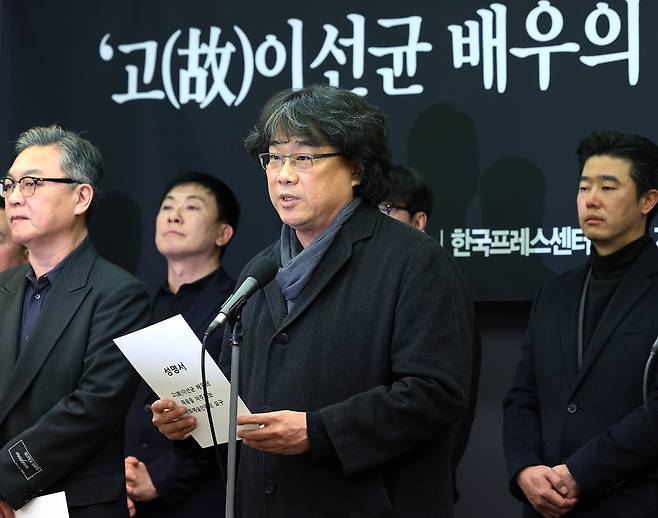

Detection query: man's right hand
xmin=151 ymin=399 xmax=197 ymax=440
xmin=516 ymin=465 xmax=578 ymax=518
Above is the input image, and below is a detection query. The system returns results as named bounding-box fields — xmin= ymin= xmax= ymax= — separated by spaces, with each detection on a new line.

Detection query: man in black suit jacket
xmin=124 ymin=172 xmax=238 ymax=517
xmin=0 ymin=125 xmax=150 ymax=518
xmin=504 ymin=131 xmax=658 ymax=517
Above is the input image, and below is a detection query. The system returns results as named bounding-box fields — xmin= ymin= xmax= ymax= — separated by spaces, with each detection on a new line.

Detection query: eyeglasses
xmin=0 ymin=176 xmax=81 ymax=198
xmin=378 ymin=202 xmax=409 ymax=215
xmin=258 ymin=152 xmax=343 ymax=172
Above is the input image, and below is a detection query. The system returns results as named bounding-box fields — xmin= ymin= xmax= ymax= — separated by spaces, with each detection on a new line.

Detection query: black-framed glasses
xmin=258 ymin=152 xmax=343 ymax=172
xmin=378 ymin=202 xmax=409 ymax=215
xmin=0 ymin=176 xmax=81 ymax=198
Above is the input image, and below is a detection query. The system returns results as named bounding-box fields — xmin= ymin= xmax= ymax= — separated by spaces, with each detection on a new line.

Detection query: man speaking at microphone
xmin=152 ymin=85 xmax=474 ymax=518
xmin=504 ymin=131 xmax=658 ymax=517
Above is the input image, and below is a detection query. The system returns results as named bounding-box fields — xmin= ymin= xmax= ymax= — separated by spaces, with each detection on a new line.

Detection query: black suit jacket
xmin=0 ymin=238 xmax=150 ymax=513
xmin=124 ymin=267 xmax=234 ymax=518
xmin=504 ymin=242 xmax=658 ymax=517
xmin=219 ymin=204 xmax=474 ymax=518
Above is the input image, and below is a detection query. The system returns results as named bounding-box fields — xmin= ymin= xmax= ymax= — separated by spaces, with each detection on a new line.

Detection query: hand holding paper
xmin=151 ymin=399 xmax=198 ymax=440
xmin=115 ymin=314 xmax=252 ymax=447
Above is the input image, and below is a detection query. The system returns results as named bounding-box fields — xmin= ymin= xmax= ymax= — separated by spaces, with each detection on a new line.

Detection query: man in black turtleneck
xmin=504 ymin=130 xmax=658 ymax=518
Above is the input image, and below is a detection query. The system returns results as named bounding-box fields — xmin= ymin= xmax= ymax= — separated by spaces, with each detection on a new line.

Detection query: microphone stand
xmin=225 ymin=316 xmax=243 ymax=518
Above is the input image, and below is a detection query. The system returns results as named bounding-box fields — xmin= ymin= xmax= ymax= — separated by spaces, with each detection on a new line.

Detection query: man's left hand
xmin=125 ymin=456 xmax=158 ymax=502
xmin=237 ymin=410 xmax=309 ymax=455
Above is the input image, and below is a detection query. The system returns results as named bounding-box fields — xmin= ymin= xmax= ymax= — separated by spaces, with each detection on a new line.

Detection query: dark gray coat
xmin=0 ymin=239 xmax=150 ymax=514
xmin=222 ymin=204 xmax=474 ymax=518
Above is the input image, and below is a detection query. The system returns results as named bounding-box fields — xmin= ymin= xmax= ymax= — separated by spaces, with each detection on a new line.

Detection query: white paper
xmin=114 ymin=314 xmax=252 ymax=448
xmin=16 ymin=491 xmax=69 ymax=518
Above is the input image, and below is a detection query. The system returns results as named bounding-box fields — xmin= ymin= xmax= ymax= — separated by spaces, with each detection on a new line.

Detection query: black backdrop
xmin=0 ymin=2 xmax=653 ymax=515
xmin=2 ymin=0 xmax=654 ymax=300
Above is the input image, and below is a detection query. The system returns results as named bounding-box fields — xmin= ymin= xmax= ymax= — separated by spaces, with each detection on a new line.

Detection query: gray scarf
xmin=276 ymin=198 xmax=362 ymax=311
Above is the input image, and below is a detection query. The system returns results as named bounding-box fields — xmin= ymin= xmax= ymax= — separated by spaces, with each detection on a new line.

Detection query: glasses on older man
xmin=0 ymin=176 xmax=80 ymax=198
xmin=258 ymin=152 xmax=343 ymax=172
xmin=378 ymin=202 xmax=409 ymax=216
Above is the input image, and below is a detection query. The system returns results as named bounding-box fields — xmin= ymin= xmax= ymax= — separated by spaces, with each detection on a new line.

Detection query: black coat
xmin=503 ymin=243 xmax=658 ymax=517
xmin=124 ymin=267 xmax=234 ymax=518
xmin=221 ymin=204 xmax=474 ymax=518
xmin=0 ymin=239 xmax=150 ymax=515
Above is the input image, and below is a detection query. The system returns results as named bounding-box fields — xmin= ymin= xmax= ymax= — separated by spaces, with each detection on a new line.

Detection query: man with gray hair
xmin=0 ymin=125 xmax=150 ymax=518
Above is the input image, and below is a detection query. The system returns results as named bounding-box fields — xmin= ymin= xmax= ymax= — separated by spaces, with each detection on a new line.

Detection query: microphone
xmin=205 ymin=256 xmax=278 ymax=335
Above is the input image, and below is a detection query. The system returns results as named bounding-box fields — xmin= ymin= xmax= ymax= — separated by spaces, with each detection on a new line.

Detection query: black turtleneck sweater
xmin=583 ymin=234 xmax=653 ymax=350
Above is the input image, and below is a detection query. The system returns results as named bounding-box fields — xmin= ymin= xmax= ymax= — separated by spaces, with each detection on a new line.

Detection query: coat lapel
xmin=261 ymin=246 xmax=287 ymax=330
xmin=558 ymin=266 xmax=588 ymax=388
xmin=277 ymin=204 xmax=375 ymax=332
xmin=571 ymin=244 xmax=658 ymax=393
xmin=0 ymin=240 xmax=96 ymax=423
xmin=0 ymin=266 xmax=29 ymax=400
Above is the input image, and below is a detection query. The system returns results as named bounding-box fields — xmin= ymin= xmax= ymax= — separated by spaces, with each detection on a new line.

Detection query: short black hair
xmin=577 ymin=130 xmax=658 ymax=230
xmin=244 ymin=84 xmax=392 ymax=206
xmin=385 ymin=165 xmax=434 ymax=219
xmin=160 ymin=172 xmax=240 ymax=256
xmin=0 ymin=197 xmax=4 ymax=210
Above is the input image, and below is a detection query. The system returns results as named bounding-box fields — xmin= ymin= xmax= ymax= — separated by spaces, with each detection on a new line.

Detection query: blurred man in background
xmin=124 ymin=172 xmax=239 ymax=518
xmin=378 ymin=164 xmax=433 ymax=231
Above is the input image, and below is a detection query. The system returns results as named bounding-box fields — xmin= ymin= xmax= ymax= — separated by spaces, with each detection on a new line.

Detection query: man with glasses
xmin=0 ymin=125 xmax=150 ymax=518
xmin=152 ymin=85 xmax=474 ymax=518
xmin=378 ymin=165 xmax=434 ymax=232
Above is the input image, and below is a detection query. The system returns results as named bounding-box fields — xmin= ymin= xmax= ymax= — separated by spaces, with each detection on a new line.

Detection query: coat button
xmin=264 ymin=480 xmax=276 ymax=495
xmin=140 ymin=442 xmax=149 ymax=451
xmin=567 ymin=403 xmax=578 ymax=414
xmin=274 ymin=333 xmax=289 ymax=345
xmin=262 ymin=405 xmax=272 ymax=412
xmin=144 ymin=404 xmax=152 ymax=413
